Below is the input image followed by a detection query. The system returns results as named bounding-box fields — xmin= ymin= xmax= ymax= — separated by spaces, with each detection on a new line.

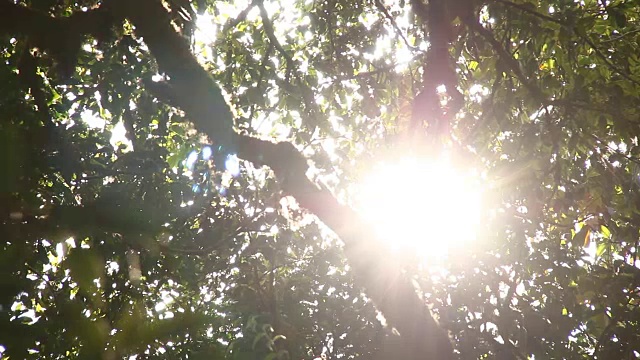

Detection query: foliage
xmin=1 ymin=0 xmax=640 ymax=359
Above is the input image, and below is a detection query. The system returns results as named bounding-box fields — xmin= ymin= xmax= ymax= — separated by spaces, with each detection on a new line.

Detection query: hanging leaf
xmin=573 ymin=225 xmax=591 ymax=248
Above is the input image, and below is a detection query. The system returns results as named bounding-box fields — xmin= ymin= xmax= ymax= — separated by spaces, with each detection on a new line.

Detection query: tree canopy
xmin=1 ymin=0 xmax=640 ymax=359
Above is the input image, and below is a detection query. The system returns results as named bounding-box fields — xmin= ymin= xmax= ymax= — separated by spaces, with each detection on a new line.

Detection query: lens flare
xmin=355 ymin=157 xmax=483 ymax=261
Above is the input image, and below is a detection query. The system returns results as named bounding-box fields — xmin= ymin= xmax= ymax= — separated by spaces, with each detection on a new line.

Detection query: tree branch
xmin=493 ymin=0 xmax=640 ymax=87
xmin=110 ymin=0 xmax=237 ymax=164
xmin=0 ymin=0 xmax=456 ymax=358
xmin=0 ymin=1 xmax=118 ymax=79
xmin=409 ymin=0 xmax=464 ymax=141
xmin=464 ymin=19 xmax=546 ymax=101
xmin=236 ymin=138 xmax=455 ymax=359
xmin=257 ymin=1 xmax=294 ymax=81
xmin=374 ymin=0 xmax=417 ymax=52
xmin=124 ymin=0 xmax=454 ymax=358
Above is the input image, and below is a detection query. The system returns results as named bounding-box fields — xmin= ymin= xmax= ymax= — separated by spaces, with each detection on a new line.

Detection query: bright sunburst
xmin=356 ymin=156 xmax=483 ymax=261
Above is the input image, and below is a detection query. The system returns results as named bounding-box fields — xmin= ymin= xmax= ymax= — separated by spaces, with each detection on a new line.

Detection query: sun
xmin=355 ymin=156 xmax=483 ymax=262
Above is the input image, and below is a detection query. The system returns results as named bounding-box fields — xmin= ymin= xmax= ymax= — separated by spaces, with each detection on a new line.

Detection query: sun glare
xmin=356 ymin=157 xmax=483 ymax=261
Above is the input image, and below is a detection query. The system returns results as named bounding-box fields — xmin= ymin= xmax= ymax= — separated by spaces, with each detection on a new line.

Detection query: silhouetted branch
xmin=374 ymin=0 xmax=417 ymax=51
xmin=0 ymin=1 xmax=457 ymax=358
xmin=258 ymin=2 xmax=294 ymax=81
xmin=124 ymin=1 xmax=454 ymax=357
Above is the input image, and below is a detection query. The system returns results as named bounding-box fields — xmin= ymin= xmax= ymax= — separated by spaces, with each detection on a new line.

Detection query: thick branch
xmin=110 ymin=0 xmax=237 ymax=160
xmin=118 ymin=0 xmax=454 ymax=357
xmin=237 ymin=137 xmax=454 ymax=359
xmin=1 ymin=1 xmax=456 ymax=358
xmin=409 ymin=0 xmax=464 ymax=141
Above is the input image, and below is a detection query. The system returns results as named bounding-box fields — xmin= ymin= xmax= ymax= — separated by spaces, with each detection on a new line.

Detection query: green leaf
xmin=572 ymin=225 xmax=591 ymax=247
xmin=596 ymin=242 xmax=607 ymax=257
xmin=67 ymin=247 xmax=105 ymax=291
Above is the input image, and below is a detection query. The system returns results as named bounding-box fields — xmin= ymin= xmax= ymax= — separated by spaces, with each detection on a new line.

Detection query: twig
xmin=600 ymin=29 xmax=640 ymax=43
xmin=493 ymin=0 xmax=564 ymax=25
xmin=258 ymin=1 xmax=294 ymax=82
xmin=493 ymin=0 xmax=640 ymax=87
xmin=222 ymin=0 xmax=260 ymax=32
xmin=337 ymin=54 xmax=422 ymax=80
xmin=374 ymin=0 xmax=417 ymax=51
xmin=578 ymin=32 xmax=640 ymax=87
xmin=466 ymin=20 xmax=546 ymax=100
